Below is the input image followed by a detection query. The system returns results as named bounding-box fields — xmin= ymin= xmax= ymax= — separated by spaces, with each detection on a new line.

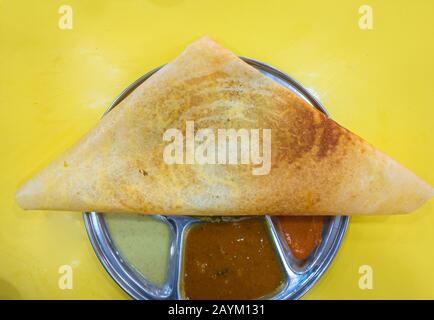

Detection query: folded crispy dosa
xmin=16 ymin=36 xmax=433 ymax=215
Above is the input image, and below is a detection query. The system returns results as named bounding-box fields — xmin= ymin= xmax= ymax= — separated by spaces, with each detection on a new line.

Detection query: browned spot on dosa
xmin=316 ymin=117 xmax=345 ymax=159
xmin=272 ymin=91 xmax=348 ymax=163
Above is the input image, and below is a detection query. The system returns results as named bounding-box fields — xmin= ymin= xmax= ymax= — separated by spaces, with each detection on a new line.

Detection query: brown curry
xmin=182 ymin=218 xmax=284 ymax=300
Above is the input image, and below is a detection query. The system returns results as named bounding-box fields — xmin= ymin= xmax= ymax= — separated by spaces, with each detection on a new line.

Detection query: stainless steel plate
xmin=83 ymin=58 xmax=349 ymax=300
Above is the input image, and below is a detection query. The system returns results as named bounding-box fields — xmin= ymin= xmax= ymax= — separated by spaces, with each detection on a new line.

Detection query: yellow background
xmin=0 ymin=0 xmax=433 ymax=299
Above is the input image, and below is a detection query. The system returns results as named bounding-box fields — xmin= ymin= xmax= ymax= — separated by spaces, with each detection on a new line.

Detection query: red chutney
xmin=276 ymin=217 xmax=324 ymax=260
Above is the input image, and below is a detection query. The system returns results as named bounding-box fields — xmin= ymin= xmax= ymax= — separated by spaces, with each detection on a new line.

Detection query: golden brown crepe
xmin=16 ymin=36 xmax=433 ymax=215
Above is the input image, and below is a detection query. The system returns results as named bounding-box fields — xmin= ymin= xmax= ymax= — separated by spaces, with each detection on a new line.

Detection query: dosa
xmin=16 ymin=36 xmax=433 ymax=215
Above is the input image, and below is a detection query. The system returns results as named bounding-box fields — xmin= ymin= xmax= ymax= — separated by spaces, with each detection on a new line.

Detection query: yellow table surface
xmin=1 ymin=0 xmax=433 ymax=299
